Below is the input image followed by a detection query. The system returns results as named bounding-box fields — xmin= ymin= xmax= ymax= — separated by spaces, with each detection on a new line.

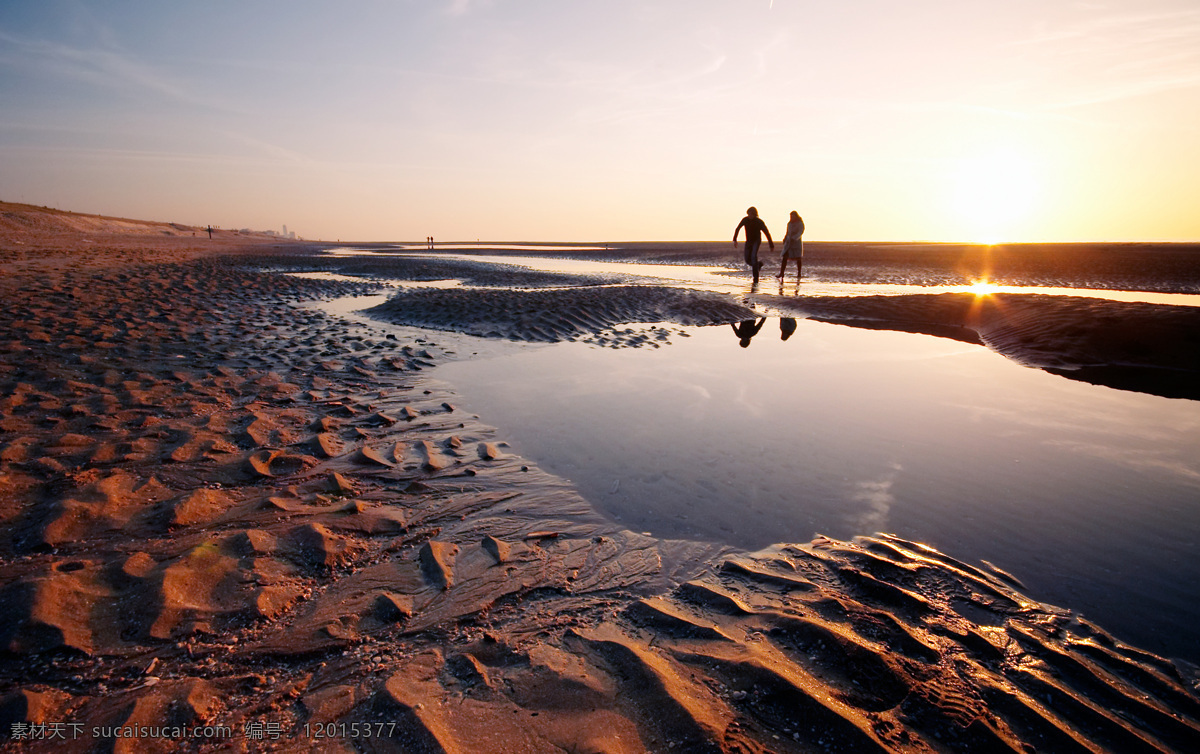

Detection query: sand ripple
xmin=365 ymin=285 xmax=758 ymax=346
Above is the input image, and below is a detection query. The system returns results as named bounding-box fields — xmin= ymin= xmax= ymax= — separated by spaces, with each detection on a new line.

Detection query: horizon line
xmin=4 ymin=200 xmax=1198 ymax=246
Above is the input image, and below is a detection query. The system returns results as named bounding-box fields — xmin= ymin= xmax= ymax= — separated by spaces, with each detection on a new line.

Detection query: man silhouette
xmin=730 ymin=317 xmax=766 ymax=348
xmin=733 ymin=207 xmax=773 ymax=283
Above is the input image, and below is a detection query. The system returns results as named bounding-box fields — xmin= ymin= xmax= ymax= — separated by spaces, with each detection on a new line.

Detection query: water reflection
xmin=731 ymin=318 xmax=766 ymax=348
xmin=322 ymin=249 xmax=736 ymax=290
xmin=780 ymin=317 xmax=797 ymax=341
xmin=731 ymin=316 xmax=799 ymax=346
xmin=434 ymin=318 xmax=1200 ymax=661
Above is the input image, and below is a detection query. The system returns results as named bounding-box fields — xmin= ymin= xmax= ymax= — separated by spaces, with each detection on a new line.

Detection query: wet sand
xmin=2 ymin=203 xmax=1199 ymax=752
xmin=319 ymin=240 xmax=1200 ymax=293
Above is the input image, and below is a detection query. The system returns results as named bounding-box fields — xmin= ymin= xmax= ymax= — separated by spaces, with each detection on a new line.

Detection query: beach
xmin=3 ymin=203 xmax=1200 ymax=752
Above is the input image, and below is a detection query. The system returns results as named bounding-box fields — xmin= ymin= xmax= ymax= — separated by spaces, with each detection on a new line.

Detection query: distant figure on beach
xmin=776 ymin=211 xmax=804 ymax=282
xmin=733 ymin=207 xmax=773 ymax=283
xmin=780 ymin=317 xmax=797 ymax=341
xmin=206 ymin=225 xmax=213 ymax=239
xmin=731 ymin=317 xmax=766 ymax=348
xmin=427 ymin=236 xmax=433 ymax=250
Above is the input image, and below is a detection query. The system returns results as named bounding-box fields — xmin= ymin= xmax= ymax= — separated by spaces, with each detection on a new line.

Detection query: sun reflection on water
xmin=967 ymin=279 xmax=1000 ymax=296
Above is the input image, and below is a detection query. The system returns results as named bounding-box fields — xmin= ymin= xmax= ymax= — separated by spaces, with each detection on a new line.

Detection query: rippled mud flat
xmin=365 ymin=285 xmax=759 ymax=348
xmin=1 ymin=213 xmax=1199 ymax=751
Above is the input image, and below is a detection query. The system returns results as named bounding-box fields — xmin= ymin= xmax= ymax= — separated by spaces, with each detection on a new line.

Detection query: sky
xmin=1 ymin=0 xmax=1198 ymax=243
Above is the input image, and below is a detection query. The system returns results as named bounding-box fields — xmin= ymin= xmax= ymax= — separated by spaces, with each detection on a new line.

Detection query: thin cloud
xmin=1011 ymin=7 xmax=1200 ymax=49
xmin=216 ymin=130 xmax=318 ymax=166
xmin=849 ymin=465 xmax=903 ymax=534
xmin=1045 ymin=72 xmax=1200 ymax=110
xmin=445 ymin=0 xmax=493 ymax=17
xmin=1007 ymin=7 xmax=1200 ymax=109
xmin=549 ymin=51 xmax=730 ymax=98
xmin=0 ymin=143 xmax=279 ymax=168
xmin=0 ymin=28 xmax=226 ymax=110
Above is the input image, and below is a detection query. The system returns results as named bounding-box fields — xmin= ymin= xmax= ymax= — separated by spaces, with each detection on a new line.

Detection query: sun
xmin=950 ymin=148 xmax=1041 ymax=244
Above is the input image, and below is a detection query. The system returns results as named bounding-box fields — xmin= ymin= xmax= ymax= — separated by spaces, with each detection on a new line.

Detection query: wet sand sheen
xmin=320 ymin=244 xmax=1200 ymax=305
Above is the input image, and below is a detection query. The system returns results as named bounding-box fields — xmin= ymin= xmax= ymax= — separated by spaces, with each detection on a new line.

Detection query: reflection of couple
xmin=730 ymin=317 xmax=798 ymax=347
xmin=732 ymin=207 xmax=805 ymax=283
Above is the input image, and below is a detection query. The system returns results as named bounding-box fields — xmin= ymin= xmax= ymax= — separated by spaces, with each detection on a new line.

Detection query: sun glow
xmin=950 ymin=148 xmax=1042 ymax=244
xmin=966 ymin=279 xmax=1000 ymax=296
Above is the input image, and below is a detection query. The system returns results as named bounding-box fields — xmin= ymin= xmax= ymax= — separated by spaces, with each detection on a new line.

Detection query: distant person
xmin=732 ymin=207 xmax=773 ymax=283
xmin=730 ymin=317 xmax=766 ymax=348
xmin=780 ymin=317 xmax=797 ymax=341
xmin=776 ymin=211 xmax=805 ymax=282
xmin=429 ymin=236 xmax=434 ymax=250
xmin=206 ymin=225 xmax=213 ymax=239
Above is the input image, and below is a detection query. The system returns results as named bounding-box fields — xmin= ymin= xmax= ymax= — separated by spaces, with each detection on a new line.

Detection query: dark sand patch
xmin=364 ymin=284 xmax=759 ymax=346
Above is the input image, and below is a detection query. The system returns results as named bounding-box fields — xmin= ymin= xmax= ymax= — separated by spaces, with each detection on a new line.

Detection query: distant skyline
xmin=2 ymin=1 xmax=1198 ymax=242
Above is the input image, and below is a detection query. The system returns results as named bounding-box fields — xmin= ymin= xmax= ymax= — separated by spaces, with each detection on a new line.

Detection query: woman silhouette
xmin=776 ymin=211 xmax=805 ymax=282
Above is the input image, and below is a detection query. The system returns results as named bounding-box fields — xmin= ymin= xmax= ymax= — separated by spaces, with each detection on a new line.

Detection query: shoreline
xmin=2 ymin=213 xmax=1199 ymax=751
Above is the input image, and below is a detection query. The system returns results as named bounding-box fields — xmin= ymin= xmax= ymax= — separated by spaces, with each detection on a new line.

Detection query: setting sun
xmin=950 ymin=149 xmax=1042 ymax=244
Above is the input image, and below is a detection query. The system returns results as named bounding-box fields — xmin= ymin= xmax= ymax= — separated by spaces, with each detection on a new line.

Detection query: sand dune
xmin=0 ymin=201 xmax=201 ymax=238
xmin=1 ymin=209 xmax=1198 ymax=751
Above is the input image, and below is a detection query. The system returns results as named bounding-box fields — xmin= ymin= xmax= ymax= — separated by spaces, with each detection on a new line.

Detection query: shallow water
xmin=434 ymin=318 xmax=1200 ymax=662
xmin=330 ymin=243 xmax=612 ymax=252
xmin=305 ymin=249 xmax=1200 ymax=662
xmin=769 ymin=281 xmax=1200 ymax=307
xmin=286 ymin=271 xmax=466 ymax=290
xmin=320 ymin=249 xmax=737 ymax=290
xmin=319 ymin=248 xmax=1200 ymax=307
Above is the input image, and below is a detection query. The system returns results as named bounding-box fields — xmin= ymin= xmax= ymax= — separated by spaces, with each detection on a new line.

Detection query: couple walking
xmin=732 ymin=207 xmax=805 ymax=283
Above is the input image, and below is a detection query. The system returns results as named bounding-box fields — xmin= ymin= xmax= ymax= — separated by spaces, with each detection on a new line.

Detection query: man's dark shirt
xmin=735 ymin=215 xmax=768 ymax=245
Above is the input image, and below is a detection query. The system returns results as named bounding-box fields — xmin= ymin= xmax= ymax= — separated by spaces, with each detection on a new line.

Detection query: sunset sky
xmin=1 ymin=1 xmax=1198 ymax=242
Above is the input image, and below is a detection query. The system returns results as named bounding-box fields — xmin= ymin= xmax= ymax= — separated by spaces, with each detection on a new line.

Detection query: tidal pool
xmin=434 ymin=317 xmax=1200 ymax=662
